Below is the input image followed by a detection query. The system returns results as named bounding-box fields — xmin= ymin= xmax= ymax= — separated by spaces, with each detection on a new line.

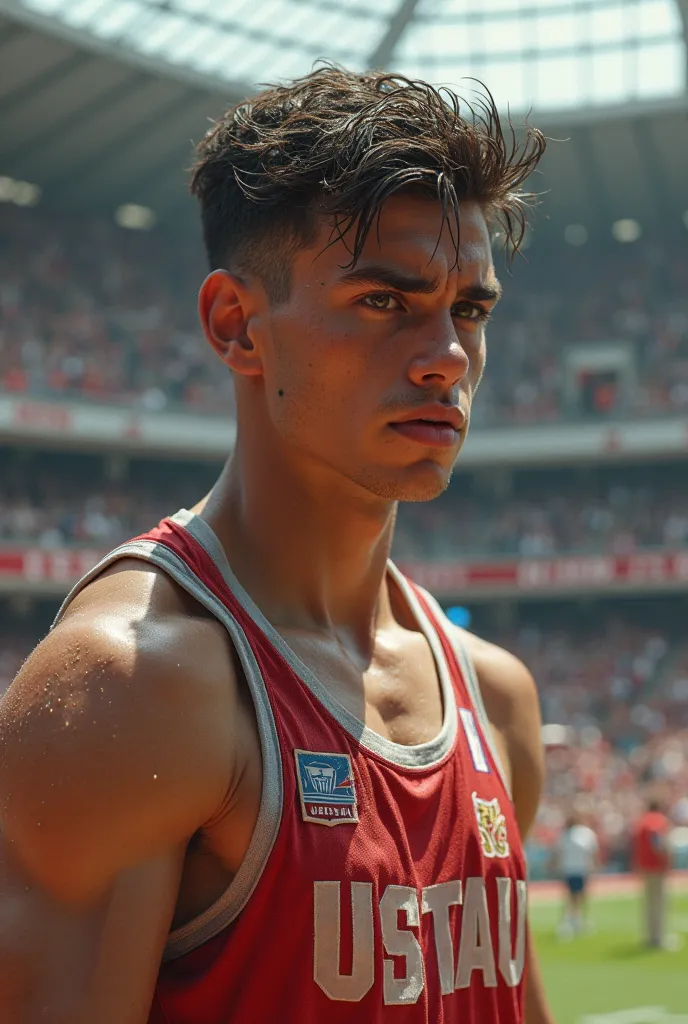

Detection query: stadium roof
xmin=0 ymin=0 xmax=687 ymax=238
xmin=4 ymin=0 xmax=687 ymax=113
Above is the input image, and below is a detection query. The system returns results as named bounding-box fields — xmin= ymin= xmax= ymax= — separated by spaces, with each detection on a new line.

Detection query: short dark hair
xmin=190 ymin=64 xmax=546 ymax=303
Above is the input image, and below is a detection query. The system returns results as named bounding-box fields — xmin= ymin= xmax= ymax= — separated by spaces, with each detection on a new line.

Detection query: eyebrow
xmin=461 ymin=281 xmax=503 ymax=304
xmin=337 ymin=264 xmax=502 ymax=304
xmin=338 ymin=265 xmax=440 ymax=295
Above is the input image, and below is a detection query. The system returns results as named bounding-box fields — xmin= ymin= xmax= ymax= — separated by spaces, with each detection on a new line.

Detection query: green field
xmin=532 ymin=892 xmax=688 ymax=1023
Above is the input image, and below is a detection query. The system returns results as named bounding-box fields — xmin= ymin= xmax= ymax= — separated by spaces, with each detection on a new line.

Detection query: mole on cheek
xmin=278 ymin=389 xmax=284 ymax=397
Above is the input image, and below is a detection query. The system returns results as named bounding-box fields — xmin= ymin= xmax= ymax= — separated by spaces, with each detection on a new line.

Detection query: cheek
xmin=274 ymin=309 xmax=372 ymax=399
xmin=467 ymin=332 xmax=487 ymax=380
xmin=266 ymin=318 xmax=361 ymax=436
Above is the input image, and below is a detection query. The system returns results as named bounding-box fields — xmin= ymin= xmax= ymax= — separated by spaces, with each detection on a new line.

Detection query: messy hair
xmin=190 ymin=64 xmax=546 ymax=303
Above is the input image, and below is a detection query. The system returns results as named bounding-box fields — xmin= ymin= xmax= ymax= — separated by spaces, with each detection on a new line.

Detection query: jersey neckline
xmin=170 ymin=509 xmax=459 ymax=770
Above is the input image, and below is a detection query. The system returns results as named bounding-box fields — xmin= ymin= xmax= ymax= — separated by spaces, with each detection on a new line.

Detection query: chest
xmin=281 ymin=626 xmax=446 ymax=747
xmin=173 ymin=626 xmax=517 ymax=939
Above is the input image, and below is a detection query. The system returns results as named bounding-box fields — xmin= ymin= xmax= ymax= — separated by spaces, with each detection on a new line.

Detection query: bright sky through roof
xmin=19 ymin=0 xmax=687 ymax=112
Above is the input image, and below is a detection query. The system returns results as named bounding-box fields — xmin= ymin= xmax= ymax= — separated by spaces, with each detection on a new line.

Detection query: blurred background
xmin=0 ymin=0 xmax=687 ymax=1018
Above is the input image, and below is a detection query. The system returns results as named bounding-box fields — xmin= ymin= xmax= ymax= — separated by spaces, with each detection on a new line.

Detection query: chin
xmin=358 ymin=461 xmax=453 ymax=503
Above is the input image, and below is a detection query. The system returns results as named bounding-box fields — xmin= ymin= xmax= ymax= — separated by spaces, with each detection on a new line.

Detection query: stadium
xmin=1 ymin=0 xmax=687 ymax=1020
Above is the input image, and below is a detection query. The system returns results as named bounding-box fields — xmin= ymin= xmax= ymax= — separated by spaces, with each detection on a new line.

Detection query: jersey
xmin=557 ymin=825 xmax=598 ymax=878
xmin=634 ymin=811 xmax=671 ymax=873
xmin=56 ymin=509 xmax=529 ymax=1023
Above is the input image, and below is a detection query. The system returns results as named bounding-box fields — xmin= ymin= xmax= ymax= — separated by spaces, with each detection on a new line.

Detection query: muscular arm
xmin=0 ymin=564 xmax=237 ymax=1023
xmin=459 ymin=631 xmax=556 ymax=1024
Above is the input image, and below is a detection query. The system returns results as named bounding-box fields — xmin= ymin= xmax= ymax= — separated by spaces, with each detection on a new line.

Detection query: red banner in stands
xmin=400 ymin=552 xmax=688 ymax=597
xmin=0 ymin=549 xmax=103 ymax=588
xmin=11 ymin=401 xmax=74 ymax=433
xmin=3 ymin=548 xmax=688 ymax=598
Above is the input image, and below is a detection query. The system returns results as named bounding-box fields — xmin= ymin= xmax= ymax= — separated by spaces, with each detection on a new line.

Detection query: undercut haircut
xmin=190 ymin=64 xmax=546 ymax=304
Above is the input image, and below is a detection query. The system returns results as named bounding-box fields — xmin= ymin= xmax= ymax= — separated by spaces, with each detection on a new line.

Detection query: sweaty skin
xmin=0 ymin=196 xmax=554 ymax=1023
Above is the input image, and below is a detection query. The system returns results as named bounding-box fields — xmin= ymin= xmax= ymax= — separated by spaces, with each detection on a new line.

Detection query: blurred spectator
xmin=633 ymin=798 xmax=673 ymax=948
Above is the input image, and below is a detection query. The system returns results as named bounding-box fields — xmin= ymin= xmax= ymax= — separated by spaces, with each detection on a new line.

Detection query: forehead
xmin=304 ymin=194 xmax=494 ymax=284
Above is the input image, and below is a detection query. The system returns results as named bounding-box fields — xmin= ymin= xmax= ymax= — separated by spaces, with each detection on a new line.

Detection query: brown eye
xmin=452 ymin=302 xmax=490 ymax=322
xmin=362 ymin=293 xmax=402 ymax=311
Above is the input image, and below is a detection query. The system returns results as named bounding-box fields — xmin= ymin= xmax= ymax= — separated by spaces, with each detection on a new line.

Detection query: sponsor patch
xmin=295 ymin=749 xmax=359 ymax=827
xmin=472 ymin=792 xmax=510 ymax=858
xmin=459 ymin=707 xmax=490 ymax=773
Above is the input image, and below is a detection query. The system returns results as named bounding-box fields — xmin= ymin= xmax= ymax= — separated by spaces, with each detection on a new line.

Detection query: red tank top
xmin=61 ymin=510 xmax=528 ymax=1023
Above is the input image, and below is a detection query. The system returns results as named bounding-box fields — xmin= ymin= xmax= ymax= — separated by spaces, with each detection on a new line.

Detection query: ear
xmin=198 ymin=270 xmax=264 ymax=377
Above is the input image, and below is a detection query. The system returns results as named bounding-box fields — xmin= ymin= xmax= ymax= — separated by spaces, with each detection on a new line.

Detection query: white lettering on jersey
xmin=455 ymin=877 xmax=497 ymax=989
xmin=379 ymin=886 xmax=425 ymax=1005
xmin=313 ymin=875 xmax=526 ymax=1003
xmin=497 ymin=878 xmax=527 ymax=987
xmin=313 ymin=881 xmax=375 ymax=1001
xmin=421 ymin=881 xmax=463 ymax=995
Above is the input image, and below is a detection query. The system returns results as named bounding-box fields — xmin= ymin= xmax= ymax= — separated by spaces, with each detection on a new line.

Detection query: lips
xmin=389 ymin=417 xmax=462 ymax=449
xmin=389 ymin=405 xmax=465 ymax=448
xmin=392 ymin=405 xmax=465 ymax=431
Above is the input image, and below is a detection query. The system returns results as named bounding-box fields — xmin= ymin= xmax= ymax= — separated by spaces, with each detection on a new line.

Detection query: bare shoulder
xmin=0 ymin=560 xmax=238 ymax=902
xmin=448 ymin=625 xmax=544 ymax=835
xmin=454 ymin=629 xmax=540 ymax=733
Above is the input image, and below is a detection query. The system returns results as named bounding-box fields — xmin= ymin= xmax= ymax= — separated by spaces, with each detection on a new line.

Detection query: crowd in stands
xmin=533 ymin=729 xmax=688 ymax=873
xmin=3 ymin=455 xmax=688 ymax=561
xmin=0 ymin=636 xmax=27 ymax=698
xmin=483 ymin=611 xmax=688 ymax=872
xmin=473 ymin=232 xmax=688 ymax=427
xmin=0 ymin=206 xmax=235 ymax=416
xmin=0 ymin=452 xmax=214 ymax=549
xmin=0 ymin=481 xmax=169 ymax=549
xmin=396 ymin=464 xmax=688 ymax=560
xmin=2 ymin=205 xmax=688 ymax=425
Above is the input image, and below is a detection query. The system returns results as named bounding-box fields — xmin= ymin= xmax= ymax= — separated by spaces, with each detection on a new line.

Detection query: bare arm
xmin=461 ymin=632 xmax=557 ymax=1024
xmin=0 ymin=565 xmax=237 ymax=1022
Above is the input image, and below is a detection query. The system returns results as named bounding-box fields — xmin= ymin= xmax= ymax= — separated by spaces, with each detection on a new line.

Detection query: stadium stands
xmin=0 ymin=206 xmax=234 ymax=414
xmin=481 ymin=600 xmax=688 ymax=874
xmin=3 ymin=448 xmax=688 ymax=561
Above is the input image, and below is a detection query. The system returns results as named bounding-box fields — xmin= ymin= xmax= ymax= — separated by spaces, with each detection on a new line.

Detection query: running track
xmin=529 ymin=870 xmax=688 ymax=904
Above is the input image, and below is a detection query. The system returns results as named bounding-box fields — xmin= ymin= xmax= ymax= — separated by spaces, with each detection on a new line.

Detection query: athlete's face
xmin=207 ymin=195 xmax=499 ymax=502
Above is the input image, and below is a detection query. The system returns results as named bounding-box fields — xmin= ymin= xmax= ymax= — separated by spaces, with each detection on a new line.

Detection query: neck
xmin=198 ymin=427 xmax=399 ymax=648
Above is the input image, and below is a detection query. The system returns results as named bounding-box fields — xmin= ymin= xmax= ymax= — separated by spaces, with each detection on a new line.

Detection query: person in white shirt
xmin=553 ymin=812 xmax=600 ymax=938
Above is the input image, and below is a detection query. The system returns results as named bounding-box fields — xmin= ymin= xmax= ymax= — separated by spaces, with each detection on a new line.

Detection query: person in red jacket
xmin=633 ymin=798 xmax=673 ymax=948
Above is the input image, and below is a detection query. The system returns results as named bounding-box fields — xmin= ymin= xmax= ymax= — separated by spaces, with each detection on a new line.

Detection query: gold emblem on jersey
xmin=472 ymin=792 xmax=510 ymax=858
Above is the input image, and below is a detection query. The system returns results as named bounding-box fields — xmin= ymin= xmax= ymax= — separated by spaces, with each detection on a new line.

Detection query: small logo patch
xmin=472 ymin=792 xmax=510 ymax=858
xmin=294 ymin=749 xmax=359 ymax=827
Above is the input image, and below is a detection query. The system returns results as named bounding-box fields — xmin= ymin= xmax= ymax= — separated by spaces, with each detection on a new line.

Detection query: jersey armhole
xmin=402 ymin=579 xmax=513 ymax=799
xmin=53 ymin=537 xmax=284 ymax=962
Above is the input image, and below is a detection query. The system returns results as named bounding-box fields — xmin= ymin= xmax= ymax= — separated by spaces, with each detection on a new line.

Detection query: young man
xmin=0 ymin=68 xmax=553 ymax=1022
xmin=553 ymin=813 xmax=599 ymax=939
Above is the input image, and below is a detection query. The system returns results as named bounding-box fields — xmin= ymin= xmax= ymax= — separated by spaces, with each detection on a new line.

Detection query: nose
xmin=406 ymin=318 xmax=470 ymax=389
